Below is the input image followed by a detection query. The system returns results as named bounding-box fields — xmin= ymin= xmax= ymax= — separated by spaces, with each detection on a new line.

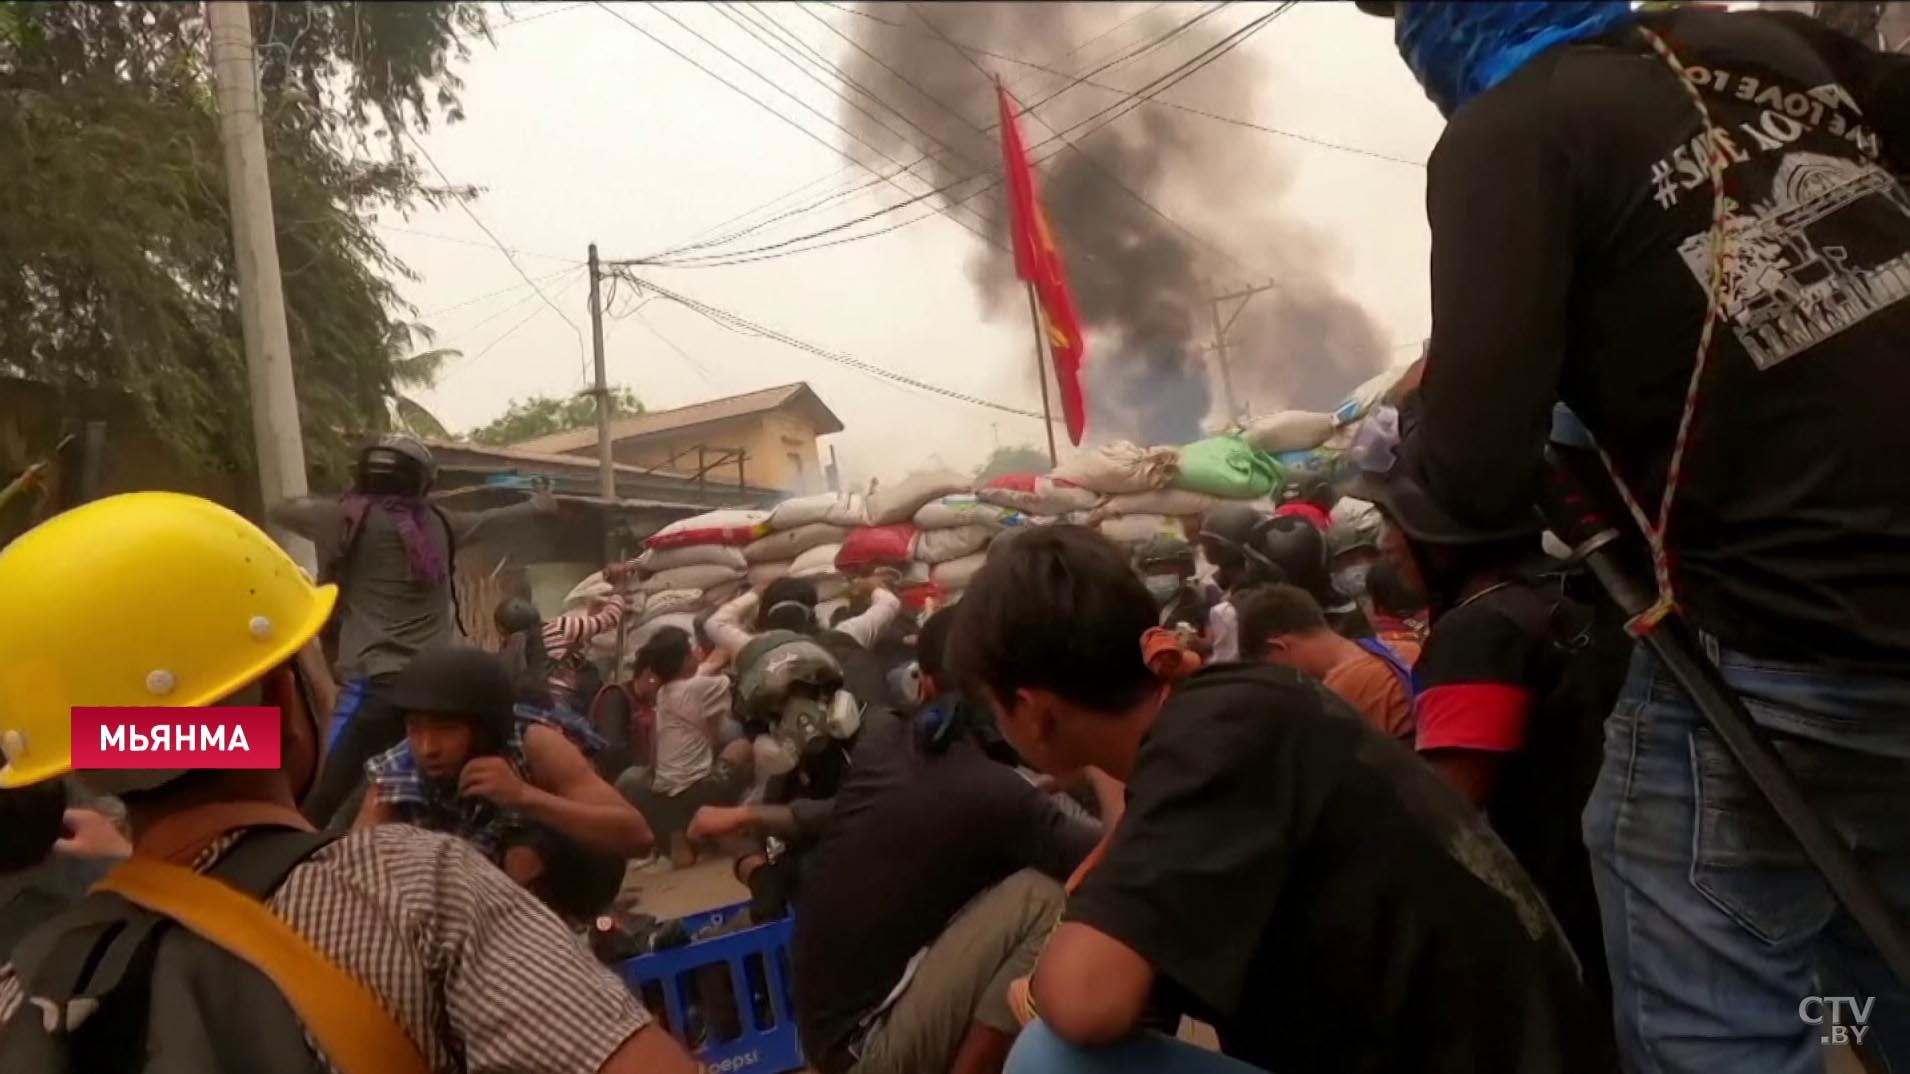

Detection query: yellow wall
xmin=604 ymin=409 xmax=825 ymax=493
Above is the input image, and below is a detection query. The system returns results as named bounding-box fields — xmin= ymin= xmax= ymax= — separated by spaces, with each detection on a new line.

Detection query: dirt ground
xmin=619 ymin=854 xmax=748 ymax=920
xmin=618 ymin=857 xmax=1868 ymax=1073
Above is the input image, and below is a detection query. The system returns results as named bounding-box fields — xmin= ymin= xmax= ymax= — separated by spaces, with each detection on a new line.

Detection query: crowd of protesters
xmin=4 ymin=3 xmax=1910 ymax=1073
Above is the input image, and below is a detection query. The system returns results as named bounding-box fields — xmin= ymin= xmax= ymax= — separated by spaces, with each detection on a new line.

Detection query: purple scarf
xmin=342 ymin=494 xmax=446 ymax=583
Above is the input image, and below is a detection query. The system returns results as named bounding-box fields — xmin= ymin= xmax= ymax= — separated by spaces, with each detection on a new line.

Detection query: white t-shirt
xmin=651 ymin=675 xmax=733 ymax=796
xmin=1209 ymin=600 xmax=1240 ymax=663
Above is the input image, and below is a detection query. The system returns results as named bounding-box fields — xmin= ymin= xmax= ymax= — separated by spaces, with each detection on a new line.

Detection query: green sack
xmin=1172 ymin=434 xmax=1285 ymax=500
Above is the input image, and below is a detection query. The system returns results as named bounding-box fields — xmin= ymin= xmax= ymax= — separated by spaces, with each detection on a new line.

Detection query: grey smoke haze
xmin=835 ymin=1 xmax=1388 ymax=443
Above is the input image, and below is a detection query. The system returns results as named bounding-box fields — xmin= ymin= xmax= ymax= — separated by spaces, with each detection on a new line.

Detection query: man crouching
xmin=356 ymin=645 xmax=653 ymax=924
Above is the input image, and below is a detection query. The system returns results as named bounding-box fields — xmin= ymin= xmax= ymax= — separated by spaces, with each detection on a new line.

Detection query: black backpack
xmin=0 ymin=829 xmax=340 ymax=1074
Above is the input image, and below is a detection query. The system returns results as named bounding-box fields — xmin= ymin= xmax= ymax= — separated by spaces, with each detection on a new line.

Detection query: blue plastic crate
xmin=616 ymin=903 xmax=804 ymax=1074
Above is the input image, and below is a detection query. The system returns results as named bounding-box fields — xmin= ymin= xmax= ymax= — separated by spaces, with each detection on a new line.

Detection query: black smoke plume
xmin=832 ymin=1 xmax=1388 ymax=443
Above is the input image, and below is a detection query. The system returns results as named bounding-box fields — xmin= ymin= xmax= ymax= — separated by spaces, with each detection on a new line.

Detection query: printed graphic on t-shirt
xmin=1645 ymin=66 xmax=1910 ymax=371
xmin=1678 ymin=153 xmax=1910 ymax=370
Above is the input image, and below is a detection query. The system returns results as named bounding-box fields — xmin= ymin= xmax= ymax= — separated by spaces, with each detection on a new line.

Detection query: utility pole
xmin=586 ymin=244 xmax=616 ymax=563
xmin=207 ymin=0 xmax=314 ymax=571
xmin=1206 ymin=281 xmax=1278 ymax=426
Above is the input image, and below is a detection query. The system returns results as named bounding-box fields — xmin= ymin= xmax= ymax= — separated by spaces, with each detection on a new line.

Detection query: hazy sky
xmin=386 ymin=1 xmax=1445 ymax=485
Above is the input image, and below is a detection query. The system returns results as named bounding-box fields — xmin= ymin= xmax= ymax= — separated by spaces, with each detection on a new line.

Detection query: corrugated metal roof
xmin=508 ymin=382 xmax=843 ymax=455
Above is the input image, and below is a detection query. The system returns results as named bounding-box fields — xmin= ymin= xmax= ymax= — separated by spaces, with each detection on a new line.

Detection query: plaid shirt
xmin=0 ymin=825 xmax=649 ymax=1073
xmin=364 ymin=706 xmax=598 ymax=861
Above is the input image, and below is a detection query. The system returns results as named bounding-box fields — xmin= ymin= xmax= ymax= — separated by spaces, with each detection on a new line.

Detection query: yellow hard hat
xmin=0 ymin=492 xmax=338 ymax=789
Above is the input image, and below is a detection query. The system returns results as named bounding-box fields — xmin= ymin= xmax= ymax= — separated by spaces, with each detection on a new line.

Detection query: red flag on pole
xmin=997 ymin=84 xmax=1088 ymax=445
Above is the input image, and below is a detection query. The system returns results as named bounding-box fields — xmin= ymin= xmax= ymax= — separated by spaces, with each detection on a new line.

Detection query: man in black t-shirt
xmin=949 ymin=526 xmax=1603 ymax=1074
xmin=1361 ymin=3 xmax=1910 ymax=1069
xmin=791 ymin=608 xmax=1109 ymax=1074
xmin=1357 ymin=454 xmax=1623 ymax=1054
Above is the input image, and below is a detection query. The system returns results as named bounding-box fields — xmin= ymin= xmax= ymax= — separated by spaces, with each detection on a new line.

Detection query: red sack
xmin=897 ymin=581 xmax=944 ymax=613
xmin=981 ymin=473 xmax=1039 ymax=493
xmin=835 ymin=523 xmax=919 ymax=571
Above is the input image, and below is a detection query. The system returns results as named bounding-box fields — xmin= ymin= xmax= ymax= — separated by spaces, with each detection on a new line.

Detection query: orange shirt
xmin=1323 ymin=648 xmax=1415 ymax=740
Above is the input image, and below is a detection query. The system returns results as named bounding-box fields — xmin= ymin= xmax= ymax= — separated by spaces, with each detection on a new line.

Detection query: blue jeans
xmin=1584 ymin=645 xmax=1910 ymax=1074
xmin=1006 ymin=1021 xmax=1268 ymax=1074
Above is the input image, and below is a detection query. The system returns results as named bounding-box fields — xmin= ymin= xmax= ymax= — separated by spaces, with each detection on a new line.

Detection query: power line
xmin=911 ymin=2 xmax=1282 ymax=288
xmin=632 ymin=1 xmax=1182 ymax=264
xmin=589 ymin=1 xmax=1000 ymax=256
xmin=629 ymin=1 xmax=1008 ymax=254
xmin=419 ymin=266 xmax=578 ymax=318
xmin=708 ymin=4 xmax=1003 ymax=238
xmin=494 ymin=2 xmax=587 ymax=31
xmin=636 ymin=4 xmax=1291 ymax=271
xmin=375 ymin=222 xmax=579 ymax=263
xmin=814 ymin=0 xmax=1421 ymax=168
xmin=398 ymin=131 xmax=589 ymax=377
xmin=437 ymin=268 xmax=590 ymax=382
xmin=609 ymin=268 xmax=1051 ymax=421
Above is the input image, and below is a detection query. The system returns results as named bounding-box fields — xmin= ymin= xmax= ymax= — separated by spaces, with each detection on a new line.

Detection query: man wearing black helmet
xmin=1360 ymin=1 xmax=1910 ymax=1067
xmin=356 ymin=645 xmax=652 ymax=924
xmin=1197 ymin=504 xmax=1371 ymax=647
xmin=272 ymin=435 xmax=559 ymax=827
xmin=1133 ymin=537 xmax=1218 ymax=654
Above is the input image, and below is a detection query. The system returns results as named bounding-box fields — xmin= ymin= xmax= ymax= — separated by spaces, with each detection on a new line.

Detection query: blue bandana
xmin=1396 ymin=1 xmax=1637 ymax=116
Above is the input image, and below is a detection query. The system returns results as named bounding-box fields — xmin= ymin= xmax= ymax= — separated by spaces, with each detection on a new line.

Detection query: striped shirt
xmin=0 ymin=825 xmax=649 ymax=1074
xmin=541 ymin=598 xmax=628 ymax=709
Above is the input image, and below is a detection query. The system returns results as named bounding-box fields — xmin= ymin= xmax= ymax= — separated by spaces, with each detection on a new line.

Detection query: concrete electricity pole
xmin=586 ymin=244 xmax=617 ymax=562
xmin=206 ymin=0 xmax=314 ymax=570
xmin=1207 ymin=281 xmax=1278 ymax=425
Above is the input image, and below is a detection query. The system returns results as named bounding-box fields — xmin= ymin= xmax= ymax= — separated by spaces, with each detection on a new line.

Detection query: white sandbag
xmin=975 ymin=476 xmax=1104 ymax=516
xmin=1099 ymin=489 xmax=1221 ymax=519
xmin=913 ymin=524 xmax=995 ymax=564
xmin=703 ymin=578 xmax=749 ymax=608
xmin=865 ymin=471 xmax=970 ymax=526
xmin=913 ymin=494 xmax=1024 ymax=531
xmin=563 ymin=572 xmax=613 ymax=609
xmin=1098 ymin=513 xmax=1187 ymax=546
xmin=646 ymin=508 xmax=771 ymax=550
xmin=747 ymin=560 xmax=792 ymax=587
xmin=744 ymin=522 xmax=847 ymax=564
xmin=636 ymin=543 xmax=747 ymax=574
xmin=1243 ymin=409 xmax=1336 ymax=454
xmin=790 ymin=542 xmax=844 ymax=577
xmin=639 ymin=589 xmax=703 ymax=624
xmin=931 ymin=552 xmax=988 ymax=591
xmin=1050 ymin=441 xmax=1179 ymax=495
xmin=639 ymin=563 xmax=744 ymax=595
xmin=769 ymin=492 xmax=864 ymax=531
xmin=827 ymin=493 xmax=870 ymax=528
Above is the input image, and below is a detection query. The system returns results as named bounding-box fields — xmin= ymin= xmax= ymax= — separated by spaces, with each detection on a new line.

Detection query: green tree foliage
xmin=0 ymin=1 xmax=489 ymax=483
xmin=468 ymin=387 xmax=643 ymax=446
xmin=975 ymin=444 xmax=1052 ymax=481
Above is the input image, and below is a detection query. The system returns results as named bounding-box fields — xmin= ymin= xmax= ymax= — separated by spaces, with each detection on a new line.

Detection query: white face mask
xmin=752 ymin=733 xmax=800 ymax=777
xmin=1334 ymin=563 xmax=1372 ymax=597
xmin=1143 ymin=575 xmax=1182 ymax=607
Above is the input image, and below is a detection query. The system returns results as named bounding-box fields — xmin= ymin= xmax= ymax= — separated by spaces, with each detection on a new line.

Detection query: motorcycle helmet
xmin=1198 ymin=503 xmax=1280 ymax=590
xmin=355 ymin=434 xmax=436 ymax=497
xmin=388 ymin=645 xmax=518 ymax=747
xmin=1256 ymin=514 xmax=1334 ymax=603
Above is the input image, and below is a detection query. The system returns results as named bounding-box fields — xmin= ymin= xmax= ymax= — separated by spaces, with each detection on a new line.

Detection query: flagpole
xmin=1024 ymin=282 xmax=1060 ymax=466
